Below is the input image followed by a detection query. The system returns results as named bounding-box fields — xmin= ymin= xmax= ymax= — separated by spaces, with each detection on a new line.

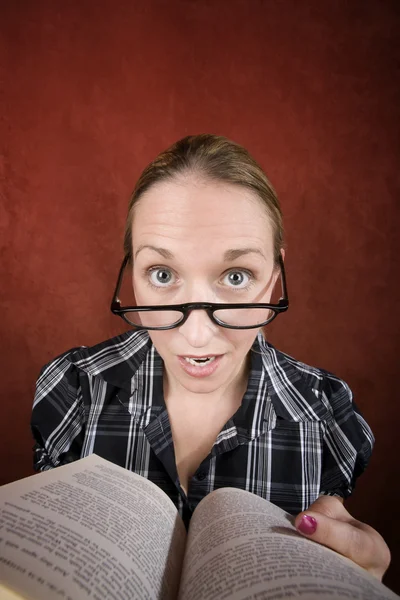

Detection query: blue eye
xmin=223 ymin=270 xmax=251 ymax=288
xmin=149 ymin=268 xmax=175 ymax=287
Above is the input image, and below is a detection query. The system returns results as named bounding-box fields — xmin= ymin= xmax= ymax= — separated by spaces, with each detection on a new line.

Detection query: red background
xmin=1 ymin=0 xmax=399 ymax=592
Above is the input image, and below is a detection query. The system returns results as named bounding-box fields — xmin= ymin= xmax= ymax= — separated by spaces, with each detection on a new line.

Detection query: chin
xmin=176 ymin=373 xmax=226 ymax=395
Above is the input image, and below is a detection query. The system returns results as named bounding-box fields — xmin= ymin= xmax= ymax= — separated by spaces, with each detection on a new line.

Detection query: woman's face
xmin=131 ymin=175 xmax=281 ymax=396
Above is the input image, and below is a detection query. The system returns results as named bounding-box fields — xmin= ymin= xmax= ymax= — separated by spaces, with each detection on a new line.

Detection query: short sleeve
xmin=31 ymin=348 xmax=86 ymax=471
xmin=319 ymin=373 xmax=374 ymax=499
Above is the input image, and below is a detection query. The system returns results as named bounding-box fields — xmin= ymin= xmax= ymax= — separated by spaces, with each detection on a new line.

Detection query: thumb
xmin=294 ymin=495 xmax=353 ymax=544
xmin=296 ymin=495 xmax=350 ymax=523
xmin=294 ymin=496 xmax=390 ymax=580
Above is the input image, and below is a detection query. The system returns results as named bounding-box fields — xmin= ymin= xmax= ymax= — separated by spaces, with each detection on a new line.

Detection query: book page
xmin=0 ymin=584 xmax=26 ymax=600
xmin=0 ymin=454 xmax=186 ymax=600
xmin=179 ymin=488 xmax=397 ymax=600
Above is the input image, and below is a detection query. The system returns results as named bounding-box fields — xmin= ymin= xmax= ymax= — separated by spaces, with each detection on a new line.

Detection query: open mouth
xmin=178 ymin=354 xmax=222 ymax=378
xmin=183 ymin=356 xmax=216 ymax=367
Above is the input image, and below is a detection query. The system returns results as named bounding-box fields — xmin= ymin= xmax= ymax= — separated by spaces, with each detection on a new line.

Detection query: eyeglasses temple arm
xmin=111 ymin=254 xmax=130 ymax=309
xmin=279 ymin=255 xmax=289 ymax=302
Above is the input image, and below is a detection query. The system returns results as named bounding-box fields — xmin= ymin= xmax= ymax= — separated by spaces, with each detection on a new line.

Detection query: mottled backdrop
xmin=0 ymin=0 xmax=399 ymax=592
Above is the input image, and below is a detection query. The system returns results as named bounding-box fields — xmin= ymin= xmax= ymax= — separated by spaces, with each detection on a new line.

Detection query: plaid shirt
xmin=31 ymin=330 xmax=374 ymax=525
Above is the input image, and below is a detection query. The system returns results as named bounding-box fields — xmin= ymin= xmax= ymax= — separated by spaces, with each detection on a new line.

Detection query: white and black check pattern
xmin=31 ymin=330 xmax=374 ymax=525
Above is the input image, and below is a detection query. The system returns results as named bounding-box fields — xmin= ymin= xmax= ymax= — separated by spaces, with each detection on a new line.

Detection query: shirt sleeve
xmin=318 ymin=372 xmax=374 ymax=499
xmin=31 ymin=349 xmax=86 ymax=471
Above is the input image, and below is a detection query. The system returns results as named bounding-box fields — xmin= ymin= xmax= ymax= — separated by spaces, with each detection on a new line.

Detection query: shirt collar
xmin=67 ymin=329 xmax=329 ymax=435
xmin=213 ymin=333 xmax=327 ymax=450
xmin=67 ymin=329 xmax=152 ymax=392
xmin=257 ymin=333 xmax=329 ymax=422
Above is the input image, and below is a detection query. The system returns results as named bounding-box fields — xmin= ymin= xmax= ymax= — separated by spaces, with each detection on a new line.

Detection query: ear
xmin=272 ymin=248 xmax=285 ymax=283
xmin=269 ymin=248 xmax=285 ymax=292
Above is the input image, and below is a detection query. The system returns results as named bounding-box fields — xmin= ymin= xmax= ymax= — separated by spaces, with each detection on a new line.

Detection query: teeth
xmin=184 ymin=356 xmax=216 ymax=367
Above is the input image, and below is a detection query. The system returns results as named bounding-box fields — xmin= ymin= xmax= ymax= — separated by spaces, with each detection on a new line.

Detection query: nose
xmin=178 ymin=306 xmax=219 ymax=348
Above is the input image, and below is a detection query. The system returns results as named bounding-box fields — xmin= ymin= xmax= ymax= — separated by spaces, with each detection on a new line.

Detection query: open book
xmin=0 ymin=454 xmax=397 ymax=600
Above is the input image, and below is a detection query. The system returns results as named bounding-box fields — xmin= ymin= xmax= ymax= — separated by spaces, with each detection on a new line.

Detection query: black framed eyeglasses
xmin=110 ymin=254 xmax=289 ymax=330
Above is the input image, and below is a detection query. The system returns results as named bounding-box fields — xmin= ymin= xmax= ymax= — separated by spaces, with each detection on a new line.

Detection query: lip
xmin=181 ymin=354 xmax=220 ymax=359
xmin=177 ymin=354 xmax=223 ymax=378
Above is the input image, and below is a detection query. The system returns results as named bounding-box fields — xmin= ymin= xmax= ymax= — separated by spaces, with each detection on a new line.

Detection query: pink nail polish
xmin=298 ymin=515 xmax=317 ymax=535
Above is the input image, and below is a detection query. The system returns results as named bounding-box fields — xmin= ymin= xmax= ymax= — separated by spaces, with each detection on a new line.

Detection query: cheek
xmin=224 ymin=329 xmax=259 ymax=353
xmin=146 ymin=330 xmax=175 ymax=358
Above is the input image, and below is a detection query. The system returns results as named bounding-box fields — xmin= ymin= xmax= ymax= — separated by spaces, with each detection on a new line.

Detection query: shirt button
xmin=196 ymin=471 xmax=207 ymax=481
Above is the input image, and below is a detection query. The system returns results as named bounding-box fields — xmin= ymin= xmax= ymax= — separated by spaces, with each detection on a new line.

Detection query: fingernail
xmin=298 ymin=515 xmax=317 ymax=535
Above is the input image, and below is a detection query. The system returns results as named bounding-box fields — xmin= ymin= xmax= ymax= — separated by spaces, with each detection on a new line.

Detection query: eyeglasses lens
xmin=122 ymin=310 xmax=184 ymax=328
xmin=213 ymin=307 xmax=275 ymax=326
xmin=122 ymin=307 xmax=275 ymax=328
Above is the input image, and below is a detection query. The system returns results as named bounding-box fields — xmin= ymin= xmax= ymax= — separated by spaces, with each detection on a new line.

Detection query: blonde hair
xmin=123 ymin=134 xmax=284 ymax=265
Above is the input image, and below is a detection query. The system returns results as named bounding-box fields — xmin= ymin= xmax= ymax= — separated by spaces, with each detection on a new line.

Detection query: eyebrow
xmin=134 ymin=245 xmax=266 ymax=261
xmin=223 ymin=248 xmax=266 ymax=261
xmin=134 ymin=245 xmax=174 ymax=259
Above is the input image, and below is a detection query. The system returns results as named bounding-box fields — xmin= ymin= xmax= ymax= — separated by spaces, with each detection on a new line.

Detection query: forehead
xmin=132 ymin=177 xmax=273 ymax=254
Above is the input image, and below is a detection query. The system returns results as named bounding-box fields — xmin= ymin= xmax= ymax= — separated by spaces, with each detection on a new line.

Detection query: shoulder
xmin=31 ymin=330 xmax=153 ymax=470
xmin=34 ymin=329 xmax=152 ymax=396
xmin=256 ymin=333 xmax=367 ymax=422
xmin=256 ymin=333 xmax=374 ymax=453
xmin=257 ymin=332 xmax=340 ymax=387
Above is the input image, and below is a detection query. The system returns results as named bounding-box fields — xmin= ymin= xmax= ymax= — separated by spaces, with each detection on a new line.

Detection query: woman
xmin=31 ymin=134 xmax=390 ymax=579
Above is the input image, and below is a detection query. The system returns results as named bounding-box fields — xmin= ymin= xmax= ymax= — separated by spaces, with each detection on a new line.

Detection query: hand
xmin=294 ymin=495 xmax=391 ymax=580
